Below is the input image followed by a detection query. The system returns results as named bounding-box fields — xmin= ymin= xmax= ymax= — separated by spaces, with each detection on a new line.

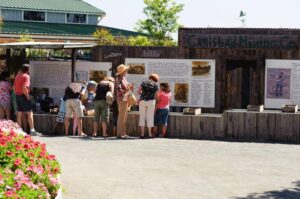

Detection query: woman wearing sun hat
xmin=115 ymin=64 xmax=133 ymax=138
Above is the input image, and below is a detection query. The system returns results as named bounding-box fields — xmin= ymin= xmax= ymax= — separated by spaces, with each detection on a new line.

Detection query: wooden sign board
xmin=247 ymin=105 xmax=264 ymax=112
xmin=282 ymin=104 xmax=298 ymax=113
xmin=183 ymin=108 xmax=201 ymax=115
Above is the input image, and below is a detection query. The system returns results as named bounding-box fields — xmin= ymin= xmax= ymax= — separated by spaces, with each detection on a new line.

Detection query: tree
xmin=128 ymin=36 xmax=151 ymax=46
xmin=136 ymin=0 xmax=184 ymax=44
xmin=93 ymin=28 xmax=116 ymax=45
xmin=93 ymin=28 xmax=131 ymax=46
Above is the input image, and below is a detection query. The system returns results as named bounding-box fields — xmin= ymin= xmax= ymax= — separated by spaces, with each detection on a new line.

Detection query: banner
xmin=125 ymin=58 xmax=215 ymax=107
xmin=265 ymin=59 xmax=300 ymax=109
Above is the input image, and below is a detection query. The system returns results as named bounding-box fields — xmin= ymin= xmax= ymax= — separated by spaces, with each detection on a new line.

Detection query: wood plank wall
xmin=93 ymin=28 xmax=300 ymax=113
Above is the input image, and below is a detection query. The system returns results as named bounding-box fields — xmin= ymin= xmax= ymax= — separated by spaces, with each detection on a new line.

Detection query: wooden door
xmin=225 ymin=60 xmax=256 ymax=109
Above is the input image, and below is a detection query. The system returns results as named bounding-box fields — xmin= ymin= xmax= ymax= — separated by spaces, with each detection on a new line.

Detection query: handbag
xmin=106 ymin=91 xmax=114 ymax=105
xmin=127 ymin=87 xmax=137 ymax=106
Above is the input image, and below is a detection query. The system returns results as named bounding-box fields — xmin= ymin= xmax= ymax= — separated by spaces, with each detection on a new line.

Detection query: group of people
xmin=0 ymin=64 xmax=40 ymax=135
xmin=59 ymin=64 xmax=172 ymax=139
xmin=0 ymin=62 xmax=172 ymax=138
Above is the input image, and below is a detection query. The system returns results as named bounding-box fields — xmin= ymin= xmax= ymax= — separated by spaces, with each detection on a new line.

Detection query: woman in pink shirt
xmin=0 ymin=71 xmax=12 ymax=119
xmin=154 ymin=82 xmax=171 ymax=137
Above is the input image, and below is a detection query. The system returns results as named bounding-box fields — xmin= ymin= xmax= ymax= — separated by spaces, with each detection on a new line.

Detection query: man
xmin=64 ymin=82 xmax=86 ymax=136
xmin=14 ymin=64 xmax=40 ymax=136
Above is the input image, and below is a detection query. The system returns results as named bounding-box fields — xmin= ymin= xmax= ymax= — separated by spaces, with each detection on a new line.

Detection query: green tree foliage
xmin=136 ymin=0 xmax=184 ymax=44
xmin=128 ymin=36 xmax=151 ymax=46
xmin=93 ymin=28 xmax=176 ymax=46
xmin=93 ymin=28 xmax=115 ymax=45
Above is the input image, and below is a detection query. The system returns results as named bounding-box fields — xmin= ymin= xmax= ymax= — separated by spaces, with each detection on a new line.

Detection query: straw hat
xmin=149 ymin=73 xmax=159 ymax=82
xmin=116 ymin=64 xmax=129 ymax=75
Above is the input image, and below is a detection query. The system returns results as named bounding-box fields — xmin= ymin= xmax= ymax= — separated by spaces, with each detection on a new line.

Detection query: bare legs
xmin=65 ymin=117 xmax=84 ymax=136
xmin=93 ymin=122 xmax=108 ymax=137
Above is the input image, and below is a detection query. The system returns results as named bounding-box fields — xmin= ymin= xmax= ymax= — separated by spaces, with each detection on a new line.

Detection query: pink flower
xmin=46 ymin=154 xmax=56 ymax=160
xmin=6 ymin=151 xmax=14 ymax=157
xmin=5 ymin=190 xmax=16 ymax=197
xmin=48 ymin=174 xmax=60 ymax=186
xmin=27 ymin=152 xmax=35 ymax=157
xmin=14 ymin=158 xmax=21 ymax=166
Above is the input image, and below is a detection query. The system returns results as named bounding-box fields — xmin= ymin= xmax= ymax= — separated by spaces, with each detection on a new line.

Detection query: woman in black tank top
xmin=93 ymin=77 xmax=114 ymax=137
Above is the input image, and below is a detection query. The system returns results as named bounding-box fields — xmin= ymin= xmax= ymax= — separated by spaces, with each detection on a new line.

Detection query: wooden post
xmin=6 ymin=49 xmax=11 ymax=74
xmin=71 ymin=49 xmax=77 ymax=82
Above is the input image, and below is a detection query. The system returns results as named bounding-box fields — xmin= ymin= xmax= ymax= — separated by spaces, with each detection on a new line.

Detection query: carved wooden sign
xmin=182 ymin=33 xmax=298 ymax=49
xmin=141 ymin=50 xmax=163 ymax=58
xmin=104 ymin=53 xmax=122 ymax=59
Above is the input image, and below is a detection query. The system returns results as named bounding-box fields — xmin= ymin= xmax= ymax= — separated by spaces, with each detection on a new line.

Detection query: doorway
xmin=225 ymin=60 xmax=257 ymax=109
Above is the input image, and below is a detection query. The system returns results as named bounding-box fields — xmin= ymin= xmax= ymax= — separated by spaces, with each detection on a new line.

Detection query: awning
xmin=0 ymin=41 xmax=96 ymax=49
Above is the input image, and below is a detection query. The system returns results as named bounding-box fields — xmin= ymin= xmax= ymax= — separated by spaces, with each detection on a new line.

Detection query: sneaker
xmin=30 ymin=130 xmax=41 ymax=136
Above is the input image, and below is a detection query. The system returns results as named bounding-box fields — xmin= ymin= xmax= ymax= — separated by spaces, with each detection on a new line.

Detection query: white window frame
xmin=65 ymin=13 xmax=88 ymax=24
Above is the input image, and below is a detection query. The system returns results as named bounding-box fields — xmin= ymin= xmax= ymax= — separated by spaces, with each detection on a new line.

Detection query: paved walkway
xmin=36 ymin=136 xmax=300 ymax=199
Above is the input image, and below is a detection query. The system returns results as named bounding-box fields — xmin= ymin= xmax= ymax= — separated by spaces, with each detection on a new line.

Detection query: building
xmin=93 ymin=27 xmax=300 ymax=113
xmin=0 ymin=0 xmax=142 ymax=43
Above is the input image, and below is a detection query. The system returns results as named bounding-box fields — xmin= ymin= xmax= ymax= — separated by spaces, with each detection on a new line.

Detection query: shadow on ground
xmin=235 ymin=181 xmax=300 ymax=199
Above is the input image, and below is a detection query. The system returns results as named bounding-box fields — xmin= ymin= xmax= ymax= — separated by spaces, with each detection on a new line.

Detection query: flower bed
xmin=0 ymin=120 xmax=61 ymax=199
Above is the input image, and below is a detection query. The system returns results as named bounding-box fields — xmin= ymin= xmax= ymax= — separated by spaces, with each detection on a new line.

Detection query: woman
xmin=154 ymin=82 xmax=171 ymax=137
xmin=138 ymin=73 xmax=159 ymax=138
xmin=93 ymin=77 xmax=114 ymax=137
xmin=115 ymin=64 xmax=133 ymax=139
xmin=0 ymin=71 xmax=12 ymax=119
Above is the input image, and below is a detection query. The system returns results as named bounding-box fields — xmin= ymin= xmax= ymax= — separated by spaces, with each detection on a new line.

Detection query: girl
xmin=154 ymin=82 xmax=171 ymax=137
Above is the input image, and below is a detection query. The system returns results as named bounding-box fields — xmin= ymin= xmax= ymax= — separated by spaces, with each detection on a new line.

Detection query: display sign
xmin=75 ymin=61 xmax=112 ymax=83
xmin=30 ymin=61 xmax=111 ymax=100
xmin=182 ymin=33 xmax=298 ymax=49
xmin=265 ymin=59 xmax=300 ymax=109
xmin=125 ymin=58 xmax=216 ymax=107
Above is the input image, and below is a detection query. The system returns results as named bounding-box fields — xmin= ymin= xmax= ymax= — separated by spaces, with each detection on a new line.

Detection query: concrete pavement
xmin=36 ymin=136 xmax=300 ymax=199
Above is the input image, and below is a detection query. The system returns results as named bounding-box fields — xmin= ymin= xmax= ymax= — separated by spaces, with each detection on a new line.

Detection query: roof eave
xmin=0 ymin=6 xmax=106 ymax=16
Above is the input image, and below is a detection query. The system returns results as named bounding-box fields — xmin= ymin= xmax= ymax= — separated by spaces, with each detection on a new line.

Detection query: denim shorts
xmin=154 ymin=108 xmax=169 ymax=126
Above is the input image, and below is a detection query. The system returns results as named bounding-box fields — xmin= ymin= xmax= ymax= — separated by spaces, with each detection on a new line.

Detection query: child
xmin=55 ymin=97 xmax=66 ymax=135
xmin=154 ymin=82 xmax=171 ymax=137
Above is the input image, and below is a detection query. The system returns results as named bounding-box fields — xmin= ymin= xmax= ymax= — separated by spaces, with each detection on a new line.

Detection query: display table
xmin=224 ymin=109 xmax=300 ymax=143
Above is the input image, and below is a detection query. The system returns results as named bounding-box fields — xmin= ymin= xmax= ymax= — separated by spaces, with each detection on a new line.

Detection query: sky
xmin=85 ymin=0 xmax=300 ymax=33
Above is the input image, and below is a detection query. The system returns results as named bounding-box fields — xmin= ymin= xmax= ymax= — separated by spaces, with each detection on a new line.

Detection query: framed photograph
xmin=128 ymin=63 xmax=145 ymax=75
xmin=266 ymin=68 xmax=291 ymax=99
xmin=192 ymin=61 xmax=211 ymax=76
xmin=174 ymin=83 xmax=189 ymax=103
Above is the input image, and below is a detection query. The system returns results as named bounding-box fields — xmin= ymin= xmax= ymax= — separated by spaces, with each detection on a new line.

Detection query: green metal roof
xmin=0 ymin=21 xmax=144 ymax=37
xmin=0 ymin=0 xmax=105 ymax=15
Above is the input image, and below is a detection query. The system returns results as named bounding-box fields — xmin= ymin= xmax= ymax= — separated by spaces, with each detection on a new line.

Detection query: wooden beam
xmin=71 ymin=49 xmax=76 ymax=82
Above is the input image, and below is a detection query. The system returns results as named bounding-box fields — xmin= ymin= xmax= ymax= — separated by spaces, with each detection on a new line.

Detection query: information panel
xmin=265 ymin=59 xmax=300 ymax=109
xmin=125 ymin=58 xmax=215 ymax=107
xmin=30 ymin=61 xmax=111 ymax=100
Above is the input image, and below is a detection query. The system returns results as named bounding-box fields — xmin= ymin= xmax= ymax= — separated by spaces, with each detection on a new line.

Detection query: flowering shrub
xmin=0 ymin=120 xmax=61 ymax=199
